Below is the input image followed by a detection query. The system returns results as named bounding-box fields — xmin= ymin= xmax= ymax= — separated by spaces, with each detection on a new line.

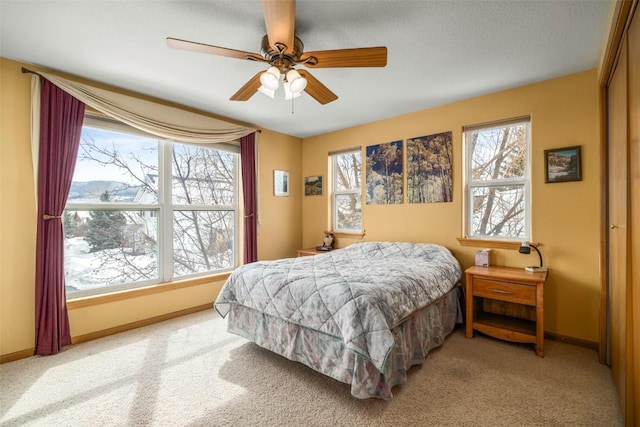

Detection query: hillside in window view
xmin=68 ymin=180 xmax=140 ymax=202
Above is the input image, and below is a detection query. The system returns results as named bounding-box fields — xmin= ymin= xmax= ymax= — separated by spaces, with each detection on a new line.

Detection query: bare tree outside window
xmin=332 ymin=150 xmax=362 ymax=232
xmin=171 ymin=143 xmax=235 ymax=275
xmin=64 ymin=124 xmax=237 ymax=297
xmin=465 ymin=119 xmax=530 ymax=239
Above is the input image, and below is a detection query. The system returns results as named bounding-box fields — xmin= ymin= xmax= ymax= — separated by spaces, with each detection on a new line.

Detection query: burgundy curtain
xmin=35 ymin=80 xmax=86 ymax=355
xmin=240 ymin=133 xmax=257 ymax=263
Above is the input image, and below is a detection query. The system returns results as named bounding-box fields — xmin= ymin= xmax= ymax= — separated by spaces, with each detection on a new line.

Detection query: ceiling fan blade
xmin=230 ymin=72 xmax=263 ymax=101
xmin=262 ymin=0 xmax=295 ymax=53
xmin=298 ymin=70 xmax=338 ymax=105
xmin=167 ymin=37 xmax=265 ymax=62
xmin=300 ymin=47 xmax=387 ymax=68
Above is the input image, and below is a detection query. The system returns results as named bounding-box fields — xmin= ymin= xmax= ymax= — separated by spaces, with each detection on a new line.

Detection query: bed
xmin=214 ymin=241 xmax=463 ymax=399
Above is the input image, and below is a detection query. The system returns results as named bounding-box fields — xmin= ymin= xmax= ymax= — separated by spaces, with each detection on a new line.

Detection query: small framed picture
xmin=544 ymin=146 xmax=582 ymax=183
xmin=274 ymin=170 xmax=289 ymax=196
xmin=304 ymin=175 xmax=323 ymax=196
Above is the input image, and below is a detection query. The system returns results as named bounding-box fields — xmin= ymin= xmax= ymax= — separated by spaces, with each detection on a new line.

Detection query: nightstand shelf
xmin=465 ymin=265 xmax=548 ymax=356
xmin=473 ymin=312 xmax=536 ymax=343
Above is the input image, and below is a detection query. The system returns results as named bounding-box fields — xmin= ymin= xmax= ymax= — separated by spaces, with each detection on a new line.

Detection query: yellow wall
xmin=0 ymin=59 xmax=36 ymax=355
xmin=302 ymin=70 xmax=601 ymax=342
xmin=0 ymin=58 xmax=302 ymax=357
xmin=256 ymin=129 xmax=302 ymax=260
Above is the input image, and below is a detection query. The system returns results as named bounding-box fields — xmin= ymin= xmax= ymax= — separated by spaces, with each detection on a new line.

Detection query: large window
xmin=464 ymin=117 xmax=530 ymax=240
xmin=331 ymin=149 xmax=362 ymax=232
xmin=64 ymin=118 xmax=238 ymax=297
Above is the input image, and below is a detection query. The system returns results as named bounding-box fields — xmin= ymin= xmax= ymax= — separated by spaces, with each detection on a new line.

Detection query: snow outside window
xmin=331 ymin=149 xmax=362 ymax=232
xmin=64 ymin=120 xmax=238 ymax=298
xmin=464 ymin=117 xmax=531 ymax=240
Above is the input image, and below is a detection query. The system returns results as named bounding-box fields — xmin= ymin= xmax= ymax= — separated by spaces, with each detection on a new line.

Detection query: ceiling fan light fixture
xmin=286 ymin=69 xmax=307 ymax=94
xmin=283 ymin=80 xmax=301 ymax=100
xmin=257 ymin=85 xmax=276 ymax=99
xmin=260 ymin=66 xmax=281 ymax=91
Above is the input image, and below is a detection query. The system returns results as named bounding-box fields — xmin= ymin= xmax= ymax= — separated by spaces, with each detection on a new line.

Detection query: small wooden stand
xmin=465 ymin=265 xmax=548 ymax=357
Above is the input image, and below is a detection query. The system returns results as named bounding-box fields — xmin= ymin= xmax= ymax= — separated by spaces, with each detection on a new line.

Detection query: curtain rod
xmin=21 ymin=67 xmax=39 ymax=75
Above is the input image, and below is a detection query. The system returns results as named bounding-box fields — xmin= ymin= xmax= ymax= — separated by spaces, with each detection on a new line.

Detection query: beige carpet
xmin=0 ymin=310 xmax=621 ymax=426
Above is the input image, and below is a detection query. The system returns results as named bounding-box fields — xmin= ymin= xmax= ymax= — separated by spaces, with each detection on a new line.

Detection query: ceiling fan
xmin=167 ymin=0 xmax=387 ymax=105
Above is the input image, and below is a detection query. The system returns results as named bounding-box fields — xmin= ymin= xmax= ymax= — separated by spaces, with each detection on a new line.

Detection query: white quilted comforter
xmin=214 ymin=241 xmax=462 ymax=371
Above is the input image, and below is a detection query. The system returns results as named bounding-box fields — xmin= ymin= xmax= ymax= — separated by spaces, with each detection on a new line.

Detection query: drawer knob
xmin=491 ymin=288 xmax=513 ymax=295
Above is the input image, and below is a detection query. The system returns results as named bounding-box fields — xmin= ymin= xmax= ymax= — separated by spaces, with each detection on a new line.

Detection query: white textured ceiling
xmin=0 ymin=0 xmax=611 ymax=138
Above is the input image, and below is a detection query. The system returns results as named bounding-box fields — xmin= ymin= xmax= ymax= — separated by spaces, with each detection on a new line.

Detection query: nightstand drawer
xmin=472 ymin=278 xmax=536 ymax=306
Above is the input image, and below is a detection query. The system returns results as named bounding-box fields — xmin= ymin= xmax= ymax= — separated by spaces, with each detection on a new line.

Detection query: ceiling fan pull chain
xmin=291 ymin=96 xmax=295 ymax=115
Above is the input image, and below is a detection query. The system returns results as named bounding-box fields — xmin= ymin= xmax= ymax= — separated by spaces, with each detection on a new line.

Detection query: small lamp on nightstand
xmin=519 ymin=241 xmax=547 ymax=272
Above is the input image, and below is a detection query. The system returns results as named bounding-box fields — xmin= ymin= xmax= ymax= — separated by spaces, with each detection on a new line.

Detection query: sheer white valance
xmin=33 ymin=70 xmax=257 ymax=144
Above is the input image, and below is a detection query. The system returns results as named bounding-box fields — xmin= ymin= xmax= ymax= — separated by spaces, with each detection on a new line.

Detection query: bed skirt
xmin=225 ymin=285 xmax=462 ymax=400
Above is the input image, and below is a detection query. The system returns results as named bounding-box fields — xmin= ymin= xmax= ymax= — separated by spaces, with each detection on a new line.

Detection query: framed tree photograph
xmin=406 ymin=131 xmax=453 ymax=203
xmin=304 ymin=175 xmax=323 ymax=196
xmin=366 ymin=140 xmax=403 ymax=204
xmin=274 ymin=170 xmax=289 ymax=196
xmin=545 ymin=146 xmax=582 ymax=183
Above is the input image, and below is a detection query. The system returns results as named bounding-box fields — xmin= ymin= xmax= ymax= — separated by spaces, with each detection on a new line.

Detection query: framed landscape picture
xmin=304 ymin=175 xmax=323 ymax=196
xmin=544 ymin=146 xmax=582 ymax=183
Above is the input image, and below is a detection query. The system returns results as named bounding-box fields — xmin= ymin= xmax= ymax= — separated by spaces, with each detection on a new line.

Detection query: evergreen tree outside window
xmin=464 ymin=117 xmax=531 ymax=240
xmin=85 ymin=191 xmax=127 ymax=252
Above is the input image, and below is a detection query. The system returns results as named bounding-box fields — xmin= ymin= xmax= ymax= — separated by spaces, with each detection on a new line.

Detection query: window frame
xmin=463 ymin=117 xmax=531 ymax=241
xmin=331 ymin=148 xmax=363 ymax=234
xmin=64 ymin=117 xmax=239 ymax=298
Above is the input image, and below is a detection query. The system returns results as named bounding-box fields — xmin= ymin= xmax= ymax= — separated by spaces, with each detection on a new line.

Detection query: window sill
xmin=457 ymin=238 xmax=540 ymax=250
xmin=67 ymin=272 xmax=231 ymax=309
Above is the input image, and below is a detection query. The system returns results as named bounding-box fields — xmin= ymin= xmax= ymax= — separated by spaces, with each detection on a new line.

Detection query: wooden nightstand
xmin=297 ymin=248 xmax=329 ymax=257
xmin=465 ymin=265 xmax=548 ymax=357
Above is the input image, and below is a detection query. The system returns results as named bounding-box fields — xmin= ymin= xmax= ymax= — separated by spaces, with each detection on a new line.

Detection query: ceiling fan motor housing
xmin=261 ymin=35 xmax=310 ymax=73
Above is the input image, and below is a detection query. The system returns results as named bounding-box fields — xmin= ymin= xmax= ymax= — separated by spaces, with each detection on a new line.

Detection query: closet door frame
xmin=598 ymin=1 xmax=638 ymax=424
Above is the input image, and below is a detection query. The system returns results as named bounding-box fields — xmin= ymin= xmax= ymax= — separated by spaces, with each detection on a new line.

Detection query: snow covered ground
xmin=64 ymin=237 xmax=157 ymax=293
